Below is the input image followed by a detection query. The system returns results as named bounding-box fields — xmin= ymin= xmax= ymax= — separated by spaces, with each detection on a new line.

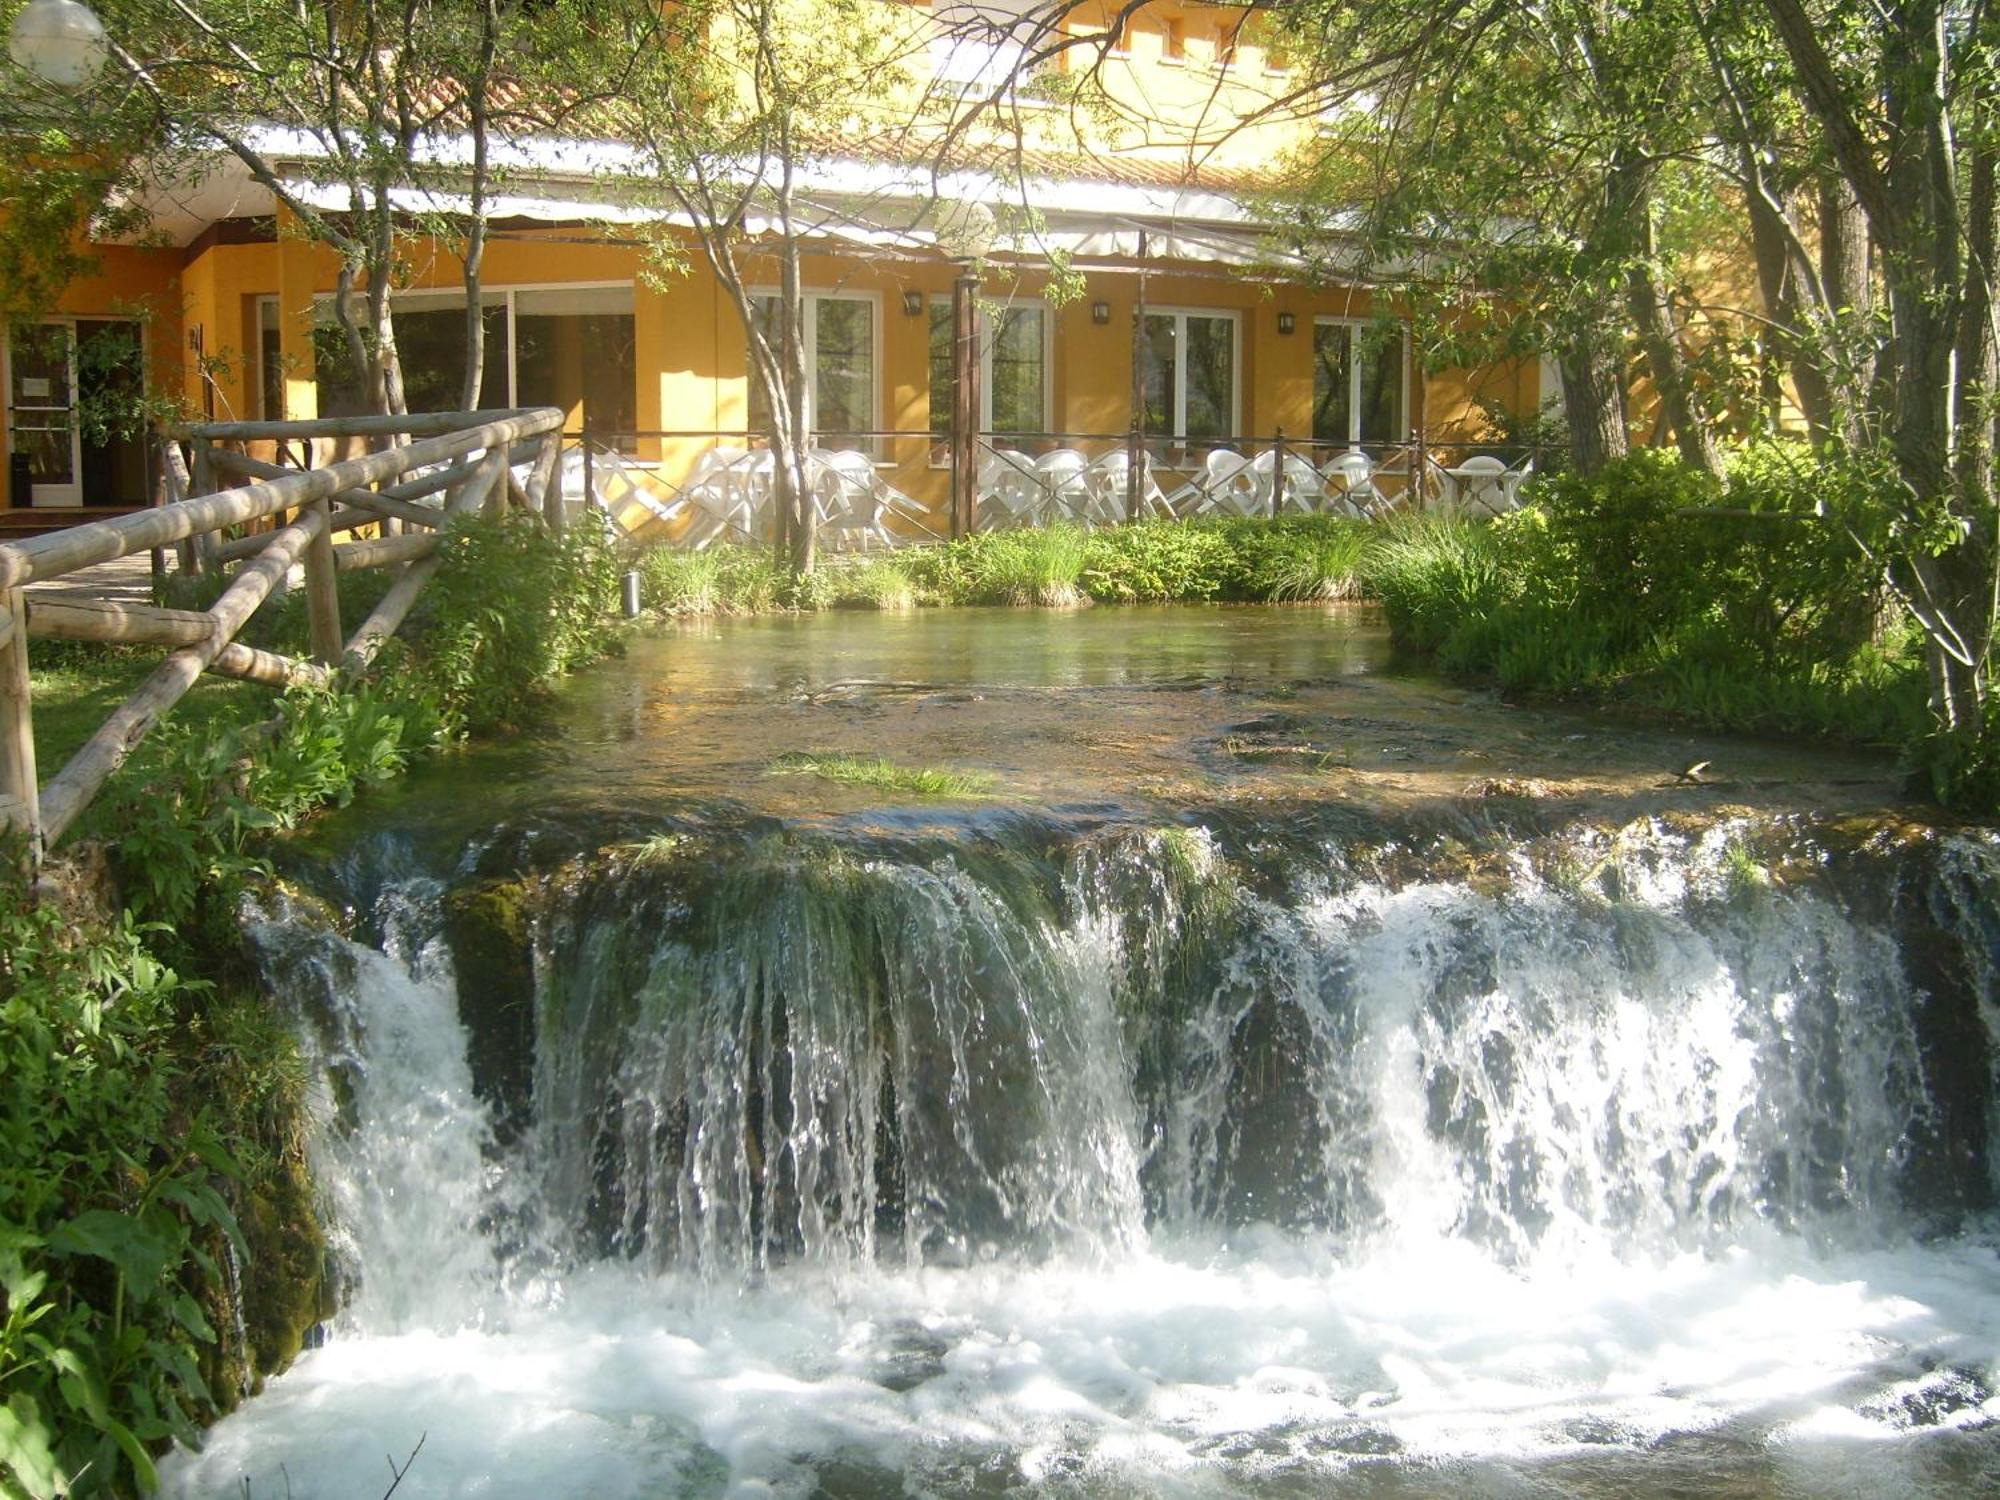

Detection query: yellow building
xmin=1 ymin=1 xmax=1552 ymax=528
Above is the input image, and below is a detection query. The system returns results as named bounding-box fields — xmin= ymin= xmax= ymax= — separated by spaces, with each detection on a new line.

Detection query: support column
xmin=0 ymin=587 xmax=39 ymax=857
xmin=950 ymin=266 xmax=980 ymax=537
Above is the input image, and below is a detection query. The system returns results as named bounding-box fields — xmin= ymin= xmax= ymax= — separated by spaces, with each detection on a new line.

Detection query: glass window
xmin=257 ymin=299 xmax=282 ymax=420
xmin=515 ymin=286 xmax=637 ymax=441
xmin=1313 ymin=320 xmax=1406 ymax=446
xmin=928 ymin=300 xmax=1048 ymax=440
xmin=314 ymin=296 xmax=506 ymax=416
xmin=1140 ymin=311 xmax=1236 ymax=442
xmin=749 ymin=293 xmax=877 ymax=444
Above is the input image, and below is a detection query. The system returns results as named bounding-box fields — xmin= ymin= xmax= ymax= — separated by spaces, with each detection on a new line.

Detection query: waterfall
xmin=167 ymin=817 xmax=2000 ymax=1498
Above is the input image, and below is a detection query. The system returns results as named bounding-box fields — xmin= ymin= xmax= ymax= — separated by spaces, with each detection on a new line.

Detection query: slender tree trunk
xmin=459 ymin=0 xmax=499 ymax=411
xmin=1625 ymin=202 xmax=1723 ymax=476
xmin=1742 ymin=175 xmax=1839 ymax=443
xmin=1817 ymin=168 xmax=1876 ymax=419
xmin=1558 ymin=324 xmax=1629 ymax=474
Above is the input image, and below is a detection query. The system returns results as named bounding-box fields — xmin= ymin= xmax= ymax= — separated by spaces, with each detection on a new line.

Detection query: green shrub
xmin=420 ymin=512 xmax=626 ymax=735
xmin=1080 ymin=521 xmax=1231 ymax=602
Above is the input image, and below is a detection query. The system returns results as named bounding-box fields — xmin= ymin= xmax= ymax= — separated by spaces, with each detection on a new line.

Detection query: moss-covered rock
xmin=442 ymin=877 xmax=543 ymax=1147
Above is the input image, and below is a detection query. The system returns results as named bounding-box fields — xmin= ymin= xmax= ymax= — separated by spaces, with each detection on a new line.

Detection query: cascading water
xmin=165 ymin=809 xmax=2000 ymax=1498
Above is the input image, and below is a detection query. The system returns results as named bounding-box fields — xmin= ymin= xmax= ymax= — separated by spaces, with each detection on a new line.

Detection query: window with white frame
xmin=312 ymin=284 xmax=636 ymax=446
xmin=1312 ymin=318 xmax=1407 ymax=447
xmin=927 ymin=299 xmax=1049 ymax=443
xmin=1140 ymin=310 xmax=1237 ymax=443
xmin=747 ymin=292 xmax=877 ymax=444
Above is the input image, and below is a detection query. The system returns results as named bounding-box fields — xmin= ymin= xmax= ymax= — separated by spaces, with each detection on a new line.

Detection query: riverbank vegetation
xmin=637 ymin=514 xmax=1382 ymax=616
xmin=0 ymin=513 xmax=622 ymax=1499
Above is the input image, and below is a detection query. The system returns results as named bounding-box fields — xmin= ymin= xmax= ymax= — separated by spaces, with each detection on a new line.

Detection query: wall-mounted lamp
xmin=1091 ymin=300 xmax=1111 ymax=325
xmin=1276 ymin=311 xmax=1297 ymax=336
xmin=902 ymin=290 xmax=924 ymax=317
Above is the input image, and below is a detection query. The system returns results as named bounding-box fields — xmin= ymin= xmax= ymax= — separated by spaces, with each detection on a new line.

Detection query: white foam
xmin=164 ymin=1230 xmax=2000 ymax=1498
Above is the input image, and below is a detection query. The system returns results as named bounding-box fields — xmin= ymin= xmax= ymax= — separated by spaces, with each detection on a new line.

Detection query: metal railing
xmin=0 ymin=408 xmax=566 ymax=857
xmin=564 ymin=426 xmax=1559 ymax=543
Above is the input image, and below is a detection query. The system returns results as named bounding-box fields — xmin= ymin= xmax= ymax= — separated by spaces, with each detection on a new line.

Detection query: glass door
xmin=8 ymin=321 xmax=79 ymax=506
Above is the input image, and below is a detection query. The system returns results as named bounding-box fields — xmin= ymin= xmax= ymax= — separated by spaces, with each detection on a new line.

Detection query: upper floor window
xmin=931 ymin=32 xmax=1029 ymax=96
xmin=1141 ymin=309 xmax=1236 ymax=442
xmin=1313 ymin=319 xmax=1407 ymax=447
xmin=748 ymin=292 xmax=878 ymax=443
xmin=928 ymin=299 xmax=1050 ymax=442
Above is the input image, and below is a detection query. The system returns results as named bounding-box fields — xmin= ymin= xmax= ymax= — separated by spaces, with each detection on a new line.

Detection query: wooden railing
xmin=0 ymin=408 xmax=565 ymax=859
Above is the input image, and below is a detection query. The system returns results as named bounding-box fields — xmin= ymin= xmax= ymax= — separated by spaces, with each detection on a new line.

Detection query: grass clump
xmin=637 ymin=544 xmax=785 ymax=615
xmin=768 ymin=750 xmax=995 ymax=798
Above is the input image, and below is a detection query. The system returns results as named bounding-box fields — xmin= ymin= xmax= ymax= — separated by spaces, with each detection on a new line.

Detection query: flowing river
xmin=161 ymin=607 xmax=2000 ymax=1497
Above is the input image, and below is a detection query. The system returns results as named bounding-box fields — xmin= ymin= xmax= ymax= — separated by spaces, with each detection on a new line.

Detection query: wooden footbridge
xmin=0 ymin=408 xmax=566 ymax=859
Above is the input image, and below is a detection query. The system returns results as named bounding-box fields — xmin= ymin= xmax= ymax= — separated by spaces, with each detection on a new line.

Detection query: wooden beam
xmin=0 ymin=411 xmax=561 ymax=591
xmin=213 ymin=642 xmax=329 ymax=688
xmin=344 ymin=447 xmax=504 ymax=668
xmin=334 ymin=533 xmax=439 ymax=571
xmin=0 ymin=586 xmax=38 ymax=855
xmin=301 ymin=496 xmax=344 ymax=665
xmin=531 ymin=432 xmax=564 ymax=533
xmin=25 ymin=596 xmax=215 ymax=646
xmin=37 ymin=508 xmax=327 ymax=847
xmin=209 ymin=445 xmax=498 ymax=526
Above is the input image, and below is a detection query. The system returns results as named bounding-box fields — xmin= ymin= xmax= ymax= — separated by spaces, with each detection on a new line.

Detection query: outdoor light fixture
xmin=1277 ymin=311 xmax=1297 ymax=335
xmin=9 ymin=0 xmax=109 ymax=87
xmin=902 ymin=290 xmax=924 ymax=317
xmin=1091 ymin=300 xmax=1111 ymax=325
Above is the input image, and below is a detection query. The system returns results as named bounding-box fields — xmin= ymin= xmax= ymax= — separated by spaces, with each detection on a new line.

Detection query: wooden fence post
xmin=190 ymin=439 xmax=221 ymax=575
xmin=533 ymin=433 xmax=563 ymax=533
xmin=301 ymin=496 xmax=344 ymax=666
xmin=0 ymin=587 xmax=41 ymax=857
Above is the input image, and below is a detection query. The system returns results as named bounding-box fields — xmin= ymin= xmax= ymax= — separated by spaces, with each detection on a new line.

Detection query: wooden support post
xmin=301 ymin=496 xmax=344 ymax=665
xmin=190 ymin=440 xmax=221 ymax=576
xmin=533 ymin=432 xmax=563 ymax=533
xmin=951 ymin=267 xmax=979 ymax=537
xmin=0 ymin=588 xmax=39 ymax=854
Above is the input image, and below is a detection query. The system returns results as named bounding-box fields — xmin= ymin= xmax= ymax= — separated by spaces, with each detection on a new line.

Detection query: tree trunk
xmin=1558 ymin=325 xmax=1629 ymax=474
xmin=1817 ymin=168 xmax=1876 ymax=416
xmin=1625 ymin=204 xmax=1723 ymax=476
xmin=1742 ymin=176 xmax=1839 ymax=444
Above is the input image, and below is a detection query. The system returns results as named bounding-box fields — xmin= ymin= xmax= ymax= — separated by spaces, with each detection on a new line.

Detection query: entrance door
xmin=6 ymin=319 xmax=148 ymax=508
xmin=7 ymin=322 xmax=78 ymax=506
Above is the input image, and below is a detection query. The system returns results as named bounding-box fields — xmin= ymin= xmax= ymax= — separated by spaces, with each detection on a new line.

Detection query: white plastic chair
xmin=1086 ymin=450 xmax=1171 ymax=522
xmin=1323 ymin=448 xmax=1384 ymax=517
xmin=1444 ymin=454 xmax=1509 ymax=514
xmin=1034 ymin=449 xmax=1094 ymax=524
xmin=1251 ymin=450 xmax=1331 ymax=514
xmin=977 ymin=449 xmax=1042 ymax=528
xmin=1500 ymin=458 xmax=1536 ymax=510
xmin=1196 ymin=450 xmax=1261 ymax=517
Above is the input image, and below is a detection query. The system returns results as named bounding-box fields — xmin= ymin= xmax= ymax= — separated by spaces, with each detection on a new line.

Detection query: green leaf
xmin=0 ymin=1394 xmax=65 ymax=1500
xmin=46 ymin=1211 xmax=175 ymax=1297
xmin=102 ymin=1414 xmax=158 ymax=1494
xmin=167 ymin=1294 xmax=214 ymax=1342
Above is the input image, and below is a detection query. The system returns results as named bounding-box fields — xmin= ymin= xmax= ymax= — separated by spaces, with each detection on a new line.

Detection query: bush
xmin=420 ymin=512 xmax=626 ymax=735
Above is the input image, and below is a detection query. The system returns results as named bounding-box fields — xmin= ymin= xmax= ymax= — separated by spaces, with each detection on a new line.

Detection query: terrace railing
xmin=564 ymin=426 xmax=1558 ymax=545
xmin=0 ymin=407 xmax=565 ymax=858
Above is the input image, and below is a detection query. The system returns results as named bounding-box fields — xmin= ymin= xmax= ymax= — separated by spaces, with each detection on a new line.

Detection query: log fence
xmin=0 ymin=407 xmax=565 ymax=860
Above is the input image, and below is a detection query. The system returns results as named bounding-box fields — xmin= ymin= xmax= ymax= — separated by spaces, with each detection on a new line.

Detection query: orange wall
xmin=0 ymin=241 xmax=184 ymax=493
